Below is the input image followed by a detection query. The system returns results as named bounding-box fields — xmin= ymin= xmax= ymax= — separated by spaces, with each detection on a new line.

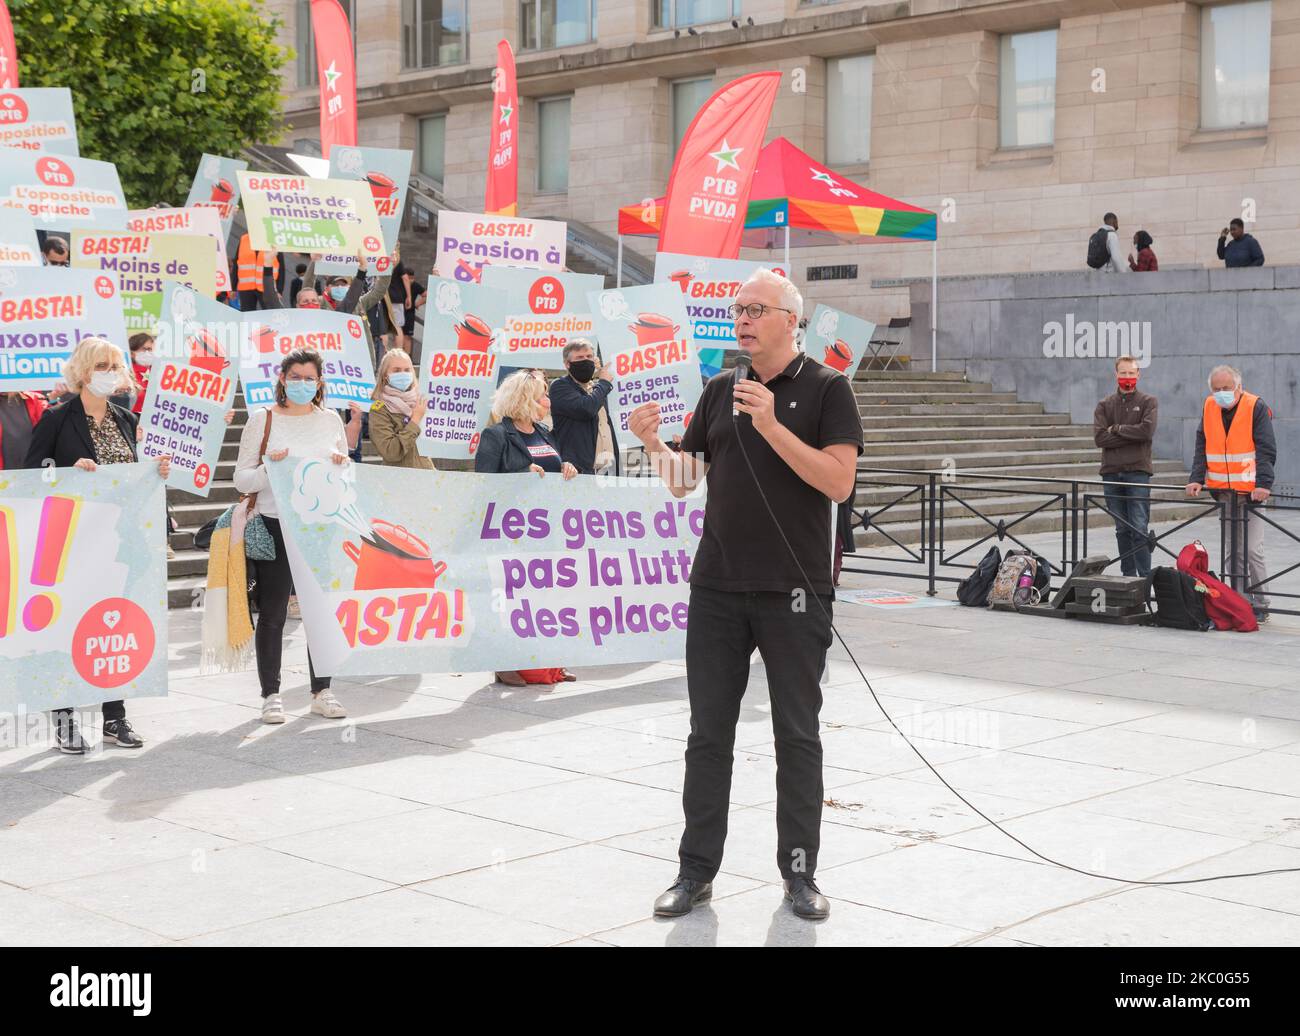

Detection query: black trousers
xmin=254 ymin=517 xmax=329 ymax=697
xmin=54 ymin=700 xmax=124 ymax=722
xmin=679 ymin=585 xmax=833 ymax=882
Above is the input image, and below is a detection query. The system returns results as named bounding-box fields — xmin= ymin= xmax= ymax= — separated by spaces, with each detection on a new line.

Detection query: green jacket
xmin=369 ymin=398 xmax=433 ymax=469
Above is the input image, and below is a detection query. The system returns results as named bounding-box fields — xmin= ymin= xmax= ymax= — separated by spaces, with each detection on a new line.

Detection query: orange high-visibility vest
xmin=1203 ymin=391 xmax=1258 ymax=493
xmin=236 ymin=234 xmax=278 ymax=291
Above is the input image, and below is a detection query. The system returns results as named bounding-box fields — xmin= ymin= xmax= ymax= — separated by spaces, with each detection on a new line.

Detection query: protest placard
xmin=127 ymin=206 xmax=232 ymax=294
xmin=0 ymin=464 xmax=168 ymax=713
xmin=184 ymin=153 xmax=247 ymax=239
xmin=480 ymin=267 xmax=603 ymax=368
xmin=137 ymin=359 xmax=233 ymax=497
xmin=316 ymin=145 xmax=412 ymax=277
xmin=435 ymin=210 xmax=565 ymax=284
xmin=0 ymin=266 xmax=127 ymax=392
xmin=0 ymin=207 xmax=39 ymax=264
xmin=653 ymin=251 xmax=783 ymax=349
xmin=267 ymin=459 xmax=703 ymax=677
xmin=415 ymin=279 xmax=505 ymax=461
xmin=0 ymin=148 xmax=126 ymax=230
xmin=237 ymin=170 xmax=384 ymax=260
xmin=0 ymin=87 xmax=79 ymax=155
xmin=803 ymin=304 xmax=876 ymax=381
xmin=236 ymin=307 xmax=376 ymax=409
xmin=71 ymin=230 xmax=217 ymax=333
xmin=586 ymin=283 xmax=702 ymax=440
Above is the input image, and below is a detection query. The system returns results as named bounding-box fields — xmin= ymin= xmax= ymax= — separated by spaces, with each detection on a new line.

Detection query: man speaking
xmin=627 ymin=269 xmax=863 ymax=921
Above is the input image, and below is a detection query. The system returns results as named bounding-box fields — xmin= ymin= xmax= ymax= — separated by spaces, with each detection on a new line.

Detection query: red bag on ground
xmin=516 ymin=668 xmax=568 ymax=685
xmin=1175 ymin=541 xmax=1257 ymax=633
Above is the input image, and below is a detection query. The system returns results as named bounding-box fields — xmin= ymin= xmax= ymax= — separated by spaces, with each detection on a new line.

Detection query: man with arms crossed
xmin=627 ymin=269 xmax=863 ymax=921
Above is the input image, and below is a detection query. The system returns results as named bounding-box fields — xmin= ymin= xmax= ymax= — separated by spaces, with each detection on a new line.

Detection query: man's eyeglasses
xmin=48 ymin=258 xmax=69 ymax=267
xmin=728 ymin=303 xmax=794 ymax=320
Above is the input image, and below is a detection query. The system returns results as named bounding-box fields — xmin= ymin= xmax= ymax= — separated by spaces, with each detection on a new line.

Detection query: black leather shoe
xmin=783 ymin=877 xmax=830 ymax=920
xmin=52 ymin=713 xmax=86 ymax=755
xmin=653 ymin=877 xmax=712 ymax=917
xmin=103 ymin=719 xmax=144 ymax=749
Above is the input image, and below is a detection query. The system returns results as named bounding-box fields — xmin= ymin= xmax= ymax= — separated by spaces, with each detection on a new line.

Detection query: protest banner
xmin=480 ymin=267 xmax=602 ymax=369
xmin=266 ymin=459 xmax=702 ymax=677
xmin=152 ymin=281 xmax=244 ymax=373
xmin=137 ymin=357 xmax=234 ymax=498
xmin=803 ymin=304 xmax=876 ymax=381
xmin=237 ymin=170 xmax=384 ymax=260
xmin=0 ymin=266 xmax=127 ymax=392
xmin=586 ymin=283 xmax=702 ymax=440
xmin=415 ymin=278 xmax=505 ymax=461
xmin=0 ymin=206 xmax=38 ymax=264
xmin=0 ymin=463 xmax=168 ymax=713
xmin=0 ymin=147 xmax=126 ymax=230
xmin=484 ymin=40 xmax=518 ymax=216
xmin=236 ymin=306 xmax=375 ymax=409
xmin=71 ymin=230 xmax=217 ymax=334
xmin=127 ymin=206 xmax=232 ymax=295
xmin=0 ymin=87 xmax=78 ymax=155
xmin=184 ymin=153 xmax=247 ymax=239
xmin=435 ymin=210 xmax=565 ymax=284
xmin=653 ymin=251 xmax=783 ymax=349
xmin=316 ymin=144 xmax=412 ymax=277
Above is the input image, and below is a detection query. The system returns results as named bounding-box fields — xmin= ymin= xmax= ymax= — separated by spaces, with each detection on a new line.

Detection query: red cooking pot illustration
xmin=629 ymin=312 xmax=679 ymax=346
xmin=209 ymin=179 xmax=234 ymax=204
xmin=454 ymin=314 xmax=492 ymax=351
xmin=343 ymin=520 xmax=448 ymax=591
xmin=823 ymin=339 xmax=853 ymax=373
xmin=668 ymin=269 xmax=693 ymax=293
xmin=252 ymin=325 xmax=279 ymax=355
xmin=188 ymin=328 xmax=228 ymax=374
xmin=365 ymin=172 xmax=398 ymax=201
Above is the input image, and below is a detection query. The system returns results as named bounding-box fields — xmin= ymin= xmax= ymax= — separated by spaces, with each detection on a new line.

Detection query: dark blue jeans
xmin=1102 ymin=471 xmax=1152 ymax=576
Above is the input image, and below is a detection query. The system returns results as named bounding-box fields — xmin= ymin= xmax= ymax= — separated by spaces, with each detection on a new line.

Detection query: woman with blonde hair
xmin=368 ymin=348 xmax=433 ymax=469
xmin=24 ymin=336 xmax=171 ymax=754
xmin=474 ymin=369 xmax=578 ymax=687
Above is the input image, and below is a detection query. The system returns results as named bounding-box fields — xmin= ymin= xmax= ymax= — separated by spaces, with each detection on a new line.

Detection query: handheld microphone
xmin=731 ymin=353 xmax=753 ymax=421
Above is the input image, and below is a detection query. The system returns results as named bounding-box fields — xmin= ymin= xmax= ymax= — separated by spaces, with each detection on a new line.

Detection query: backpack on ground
xmin=987 ymin=549 xmax=1047 ymax=610
xmin=957 ymin=546 xmax=1002 ymax=606
xmin=1086 ymin=227 xmax=1111 ymax=269
xmin=1150 ymin=566 xmax=1210 ymax=630
xmin=1175 ymin=541 xmax=1257 ymax=632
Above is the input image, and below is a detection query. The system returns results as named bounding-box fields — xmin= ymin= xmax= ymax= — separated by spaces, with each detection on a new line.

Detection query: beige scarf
xmin=580 ymin=376 xmax=614 ymax=471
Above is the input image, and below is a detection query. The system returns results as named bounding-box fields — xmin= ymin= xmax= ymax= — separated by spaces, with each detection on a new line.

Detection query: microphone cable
xmin=727 ymin=364 xmax=1300 ymax=888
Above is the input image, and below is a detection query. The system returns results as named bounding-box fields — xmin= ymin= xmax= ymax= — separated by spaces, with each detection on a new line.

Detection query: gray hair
xmin=562 ymin=339 xmax=594 ymax=363
xmin=743 ymin=267 xmax=804 ymax=322
xmin=1207 ymin=364 xmax=1242 ymax=389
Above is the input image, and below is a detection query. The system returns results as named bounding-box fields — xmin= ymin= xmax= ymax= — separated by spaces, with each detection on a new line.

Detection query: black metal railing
xmin=841 ymin=467 xmax=1299 ymax=616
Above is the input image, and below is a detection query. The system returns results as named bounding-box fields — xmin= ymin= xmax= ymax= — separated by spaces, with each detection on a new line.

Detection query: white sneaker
xmin=310 ymin=690 xmax=346 ymax=718
xmin=287 ymin=596 xmax=301 ymax=619
xmin=261 ymin=693 xmax=285 ymax=724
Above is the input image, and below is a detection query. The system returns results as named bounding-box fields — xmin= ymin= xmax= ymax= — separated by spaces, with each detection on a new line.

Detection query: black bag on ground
xmin=193 ymin=515 xmax=219 ymax=552
xmin=957 ymin=546 xmax=1002 ymax=606
xmin=1086 ymin=227 xmax=1110 ymax=269
xmin=1150 ymin=566 xmax=1210 ymax=630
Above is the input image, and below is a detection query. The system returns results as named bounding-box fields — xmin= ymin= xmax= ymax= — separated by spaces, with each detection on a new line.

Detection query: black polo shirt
xmin=679 ymin=351 xmax=863 ymax=595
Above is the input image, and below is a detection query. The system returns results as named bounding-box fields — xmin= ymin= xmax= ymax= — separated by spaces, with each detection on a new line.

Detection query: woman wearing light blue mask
xmin=367 ymin=348 xmax=433 ymax=470
xmin=231 ymin=348 xmax=352 ymax=724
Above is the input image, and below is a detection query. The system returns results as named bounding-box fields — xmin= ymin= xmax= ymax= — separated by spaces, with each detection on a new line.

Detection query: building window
xmin=419 ymin=114 xmax=447 ymax=184
xmin=297 ymin=0 xmax=357 ymax=89
xmin=401 ymin=0 xmax=468 ymax=70
xmin=998 ymin=29 xmax=1057 ymax=148
xmin=520 ymin=1 xmax=597 ymax=50
xmin=537 ymin=97 xmax=572 ymax=192
xmin=672 ymin=77 xmax=715 ymax=154
xmin=1201 ymin=1 xmax=1271 ymax=129
xmin=655 ymin=1 xmax=740 ymax=30
xmin=826 ymin=54 xmax=872 ymax=166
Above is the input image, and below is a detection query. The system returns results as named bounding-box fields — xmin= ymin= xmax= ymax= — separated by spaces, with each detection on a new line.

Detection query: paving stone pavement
xmin=2 ymin=583 xmax=1299 ymax=947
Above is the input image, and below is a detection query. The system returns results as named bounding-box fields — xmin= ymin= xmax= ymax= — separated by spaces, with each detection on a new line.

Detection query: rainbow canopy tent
xmin=616 ymin=137 xmax=941 ymax=366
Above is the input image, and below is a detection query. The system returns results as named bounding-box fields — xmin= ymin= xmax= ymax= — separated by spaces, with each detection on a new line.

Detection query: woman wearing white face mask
xmin=23 ymin=337 xmax=172 ymax=754
xmin=127 ymin=333 xmax=155 ymax=415
xmin=368 ymin=349 xmax=434 ymax=470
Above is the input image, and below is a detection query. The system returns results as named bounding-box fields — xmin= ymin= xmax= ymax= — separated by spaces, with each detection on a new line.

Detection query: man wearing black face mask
xmin=548 ymin=340 xmax=618 ymax=475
